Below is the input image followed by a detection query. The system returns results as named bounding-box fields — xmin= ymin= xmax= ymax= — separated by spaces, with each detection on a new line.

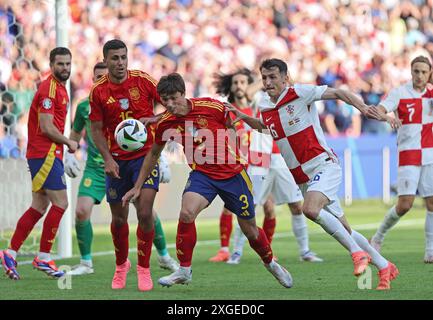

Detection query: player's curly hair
xmin=213 ymin=68 xmax=253 ymax=103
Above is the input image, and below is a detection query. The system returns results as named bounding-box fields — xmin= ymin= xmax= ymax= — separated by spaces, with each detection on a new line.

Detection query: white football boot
xmin=158 ymin=267 xmax=192 ymax=287
xmin=265 ymin=260 xmax=293 ymax=288
xmin=158 ymin=255 xmax=180 ymax=272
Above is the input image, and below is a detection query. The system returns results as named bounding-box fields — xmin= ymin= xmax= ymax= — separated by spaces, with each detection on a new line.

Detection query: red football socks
xmin=263 ymin=217 xmax=276 ymax=244
xmin=136 ymin=226 xmax=154 ymax=268
xmin=111 ymin=222 xmax=129 ymax=265
xmin=176 ymin=221 xmax=197 ymax=267
xmin=220 ymin=212 xmax=232 ymax=248
xmin=39 ymin=205 xmax=65 ymax=254
xmin=10 ymin=207 xmax=43 ymax=252
xmin=248 ymin=227 xmax=273 ymax=264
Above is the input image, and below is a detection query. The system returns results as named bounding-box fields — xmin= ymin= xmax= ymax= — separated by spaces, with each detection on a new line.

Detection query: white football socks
xmin=6 ymin=249 xmax=17 ymax=259
xmin=232 ymin=222 xmax=247 ymax=255
xmin=81 ymin=259 xmax=93 ymax=268
xmin=425 ymin=211 xmax=433 ymax=255
xmin=351 ymin=230 xmax=388 ymax=270
xmin=291 ymin=213 xmax=309 ymax=256
xmin=372 ymin=206 xmax=400 ymax=243
xmin=38 ymin=252 xmax=51 ymax=261
xmin=315 ymin=210 xmax=362 ymax=253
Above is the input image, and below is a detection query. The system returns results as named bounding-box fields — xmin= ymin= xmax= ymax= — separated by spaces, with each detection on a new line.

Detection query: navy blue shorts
xmin=28 ymin=157 xmax=66 ymax=192
xmin=106 ymin=157 xmax=159 ymax=203
xmin=184 ymin=169 xmax=255 ymax=220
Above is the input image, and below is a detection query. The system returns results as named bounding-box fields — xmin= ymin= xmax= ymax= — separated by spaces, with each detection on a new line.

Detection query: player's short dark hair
xmin=103 ymin=39 xmax=127 ymax=59
xmin=93 ymin=62 xmax=107 ymax=72
xmin=213 ymin=68 xmax=253 ymax=103
xmin=49 ymin=47 xmax=71 ymax=64
xmin=411 ymin=56 xmax=432 ymax=70
xmin=157 ymin=73 xmax=186 ymax=96
xmin=260 ymin=58 xmax=288 ymax=75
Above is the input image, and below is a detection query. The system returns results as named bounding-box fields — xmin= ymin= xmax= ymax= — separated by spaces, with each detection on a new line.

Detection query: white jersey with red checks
xmin=259 ymin=84 xmax=337 ymax=184
xmin=380 ymin=81 xmax=433 ymax=167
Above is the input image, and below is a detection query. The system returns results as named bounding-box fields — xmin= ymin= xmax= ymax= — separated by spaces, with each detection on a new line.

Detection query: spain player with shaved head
xmin=89 ymin=39 xmax=177 ymax=292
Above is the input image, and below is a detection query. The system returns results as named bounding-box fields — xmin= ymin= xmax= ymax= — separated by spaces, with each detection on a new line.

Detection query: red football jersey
xmin=89 ymin=70 xmax=161 ymax=160
xmin=155 ymin=98 xmax=244 ymax=180
xmin=26 ymin=74 xmax=69 ymax=160
xmin=231 ymin=104 xmax=254 ymax=166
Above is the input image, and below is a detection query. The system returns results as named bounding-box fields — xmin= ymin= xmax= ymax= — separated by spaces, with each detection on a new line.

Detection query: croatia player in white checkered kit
xmin=228 ymin=90 xmax=323 ymax=265
xmin=370 ymin=56 xmax=433 ymax=263
xmin=227 ymin=58 xmax=399 ymax=290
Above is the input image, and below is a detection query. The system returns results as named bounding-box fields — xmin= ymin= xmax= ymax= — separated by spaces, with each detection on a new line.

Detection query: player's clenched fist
xmin=67 ymin=140 xmax=79 ymax=153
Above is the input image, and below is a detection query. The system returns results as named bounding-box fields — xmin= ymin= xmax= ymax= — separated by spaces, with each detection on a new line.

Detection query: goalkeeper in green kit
xmin=65 ymin=62 xmax=179 ymax=275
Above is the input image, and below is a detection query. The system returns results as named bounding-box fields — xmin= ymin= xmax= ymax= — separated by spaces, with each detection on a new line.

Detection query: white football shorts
xmin=397 ymin=164 xmax=433 ymax=197
xmin=249 ymin=166 xmax=303 ymax=206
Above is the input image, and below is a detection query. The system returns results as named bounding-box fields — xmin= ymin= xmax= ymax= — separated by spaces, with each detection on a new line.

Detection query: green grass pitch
xmin=1 ymin=199 xmax=432 ymax=300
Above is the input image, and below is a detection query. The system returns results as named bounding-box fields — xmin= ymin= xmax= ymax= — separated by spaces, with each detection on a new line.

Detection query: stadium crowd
xmin=0 ymin=0 xmax=432 ymax=158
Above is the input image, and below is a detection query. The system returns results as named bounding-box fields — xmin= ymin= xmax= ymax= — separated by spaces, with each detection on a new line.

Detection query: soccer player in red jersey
xmin=227 ymin=58 xmax=399 ymax=289
xmin=122 ymin=73 xmax=293 ymax=288
xmin=369 ymin=56 xmax=433 ymax=263
xmin=0 ymin=47 xmax=77 ymax=280
xmin=89 ymin=39 xmax=172 ymax=291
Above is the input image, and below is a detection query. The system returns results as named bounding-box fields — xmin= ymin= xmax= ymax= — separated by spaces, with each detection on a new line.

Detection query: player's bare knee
xmin=75 ymin=206 xmax=90 ymax=221
xmin=243 ymin=226 xmax=258 ymax=241
xmin=396 ymin=203 xmax=412 ymax=215
xmin=112 ymin=215 xmax=127 ymax=227
xmin=425 ymin=197 xmax=433 ymax=212
xmin=179 ymin=209 xmax=195 ymax=223
xmin=302 ymin=205 xmax=319 ymax=220
xmin=288 ymin=201 xmax=303 ymax=215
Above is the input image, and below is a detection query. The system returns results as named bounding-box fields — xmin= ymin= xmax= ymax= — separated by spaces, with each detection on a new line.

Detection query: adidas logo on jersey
xmin=106 ymin=96 xmax=116 ymax=104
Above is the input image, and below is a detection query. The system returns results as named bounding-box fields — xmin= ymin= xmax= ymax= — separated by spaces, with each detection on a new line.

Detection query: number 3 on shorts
xmin=239 ymin=194 xmax=249 ymax=210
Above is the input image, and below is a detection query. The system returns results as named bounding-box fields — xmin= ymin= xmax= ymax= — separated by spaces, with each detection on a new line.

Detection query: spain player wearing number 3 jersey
xmin=89 ymin=39 xmax=173 ymax=292
xmin=0 ymin=47 xmax=77 ymax=280
xmin=227 ymin=58 xmax=399 ymax=290
xmin=370 ymin=56 xmax=433 ymax=264
xmin=122 ymin=73 xmax=293 ymax=288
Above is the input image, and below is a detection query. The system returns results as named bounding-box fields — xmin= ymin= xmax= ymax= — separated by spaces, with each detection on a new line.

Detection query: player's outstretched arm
xmin=321 ymin=88 xmax=382 ymax=120
xmin=366 ymin=105 xmax=402 ymax=130
xmin=121 ymin=142 xmax=165 ymax=207
xmin=224 ymin=102 xmax=267 ymax=132
xmin=39 ymin=113 xmax=78 ymax=152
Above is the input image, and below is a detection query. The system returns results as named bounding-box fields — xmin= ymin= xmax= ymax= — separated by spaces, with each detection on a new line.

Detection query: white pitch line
xmin=19 ymin=218 xmax=425 ymax=265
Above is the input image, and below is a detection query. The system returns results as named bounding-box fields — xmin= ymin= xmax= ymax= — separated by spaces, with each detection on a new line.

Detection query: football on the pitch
xmin=114 ymin=118 xmax=147 ymax=152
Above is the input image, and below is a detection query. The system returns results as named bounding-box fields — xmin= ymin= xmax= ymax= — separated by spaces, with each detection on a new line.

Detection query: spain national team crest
xmin=129 ymin=87 xmax=140 ymax=101
xmin=119 ymin=98 xmax=129 ymax=110
xmin=196 ymin=117 xmax=208 ymax=129
xmin=109 ymin=188 xmax=118 ymax=199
